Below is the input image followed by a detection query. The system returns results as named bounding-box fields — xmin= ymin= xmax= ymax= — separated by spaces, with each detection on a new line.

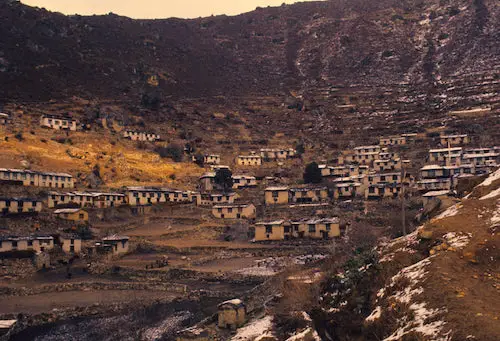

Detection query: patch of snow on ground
xmin=443 ymin=232 xmax=472 ymax=248
xmin=433 ymin=204 xmax=461 ymax=221
xmin=366 ymin=306 xmax=382 ymax=322
xmin=286 ymin=327 xmax=321 ymax=341
xmin=480 ymin=187 xmax=500 ymax=200
xmin=381 ymin=256 xmax=450 ymax=340
xmin=231 ymin=316 xmax=273 ymax=341
xmin=234 ymin=255 xmax=326 ymax=277
xmin=491 ymin=201 xmax=500 ymax=225
xmin=478 ymin=168 xmax=500 ymax=187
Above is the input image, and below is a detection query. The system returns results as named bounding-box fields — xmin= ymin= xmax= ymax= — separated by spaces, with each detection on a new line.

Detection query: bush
xmin=303 ymin=162 xmax=322 ymax=184
xmin=193 ymin=153 xmax=204 ymax=167
xmin=14 ymin=132 xmax=23 ymax=141
xmin=155 ymin=144 xmax=183 ymax=162
xmin=215 ymin=168 xmax=233 ymax=193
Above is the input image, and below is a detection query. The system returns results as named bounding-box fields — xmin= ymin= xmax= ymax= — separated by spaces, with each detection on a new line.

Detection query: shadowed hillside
xmin=0 ymin=0 xmax=498 ymax=101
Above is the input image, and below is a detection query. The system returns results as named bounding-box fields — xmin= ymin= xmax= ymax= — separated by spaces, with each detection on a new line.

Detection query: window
xmin=79 ymin=214 xmax=84 ymax=219
xmin=12 ymin=241 xmax=18 ymax=248
xmin=265 ymin=226 xmax=273 ymax=234
xmin=28 ymin=240 xmax=33 ymax=247
xmin=308 ymin=224 xmax=316 ymax=233
xmin=284 ymin=226 xmax=290 ymax=233
xmin=325 ymin=224 xmax=331 ymax=231
xmin=218 ymin=208 xmax=223 ymax=213
xmin=272 ymin=191 xmax=279 ymax=198
xmin=369 ymin=187 xmax=375 ymax=193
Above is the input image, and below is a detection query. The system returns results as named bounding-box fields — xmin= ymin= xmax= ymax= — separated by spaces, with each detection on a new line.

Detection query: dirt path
xmin=0 ymin=290 xmax=176 ymax=315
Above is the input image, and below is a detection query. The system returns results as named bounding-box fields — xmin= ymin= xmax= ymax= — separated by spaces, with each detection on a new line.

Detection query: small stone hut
xmin=218 ymin=299 xmax=246 ymax=330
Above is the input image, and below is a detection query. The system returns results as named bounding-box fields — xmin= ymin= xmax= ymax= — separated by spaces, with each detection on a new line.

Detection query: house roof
xmin=218 ymin=299 xmax=245 ymax=308
xmin=103 ymin=235 xmax=129 ymax=241
xmin=200 ymin=172 xmax=216 ymax=179
xmin=0 ymin=113 xmax=9 ymax=118
xmin=291 ymin=217 xmax=339 ymax=224
xmin=54 ymin=208 xmax=82 ymax=214
xmin=0 ymin=235 xmax=53 ymax=242
xmin=232 ymin=175 xmax=256 ymax=180
xmin=429 ymin=147 xmax=463 ymax=153
xmin=213 ymin=204 xmax=253 ymax=209
xmin=265 ymin=186 xmax=289 ymax=191
xmin=290 ymin=187 xmax=327 ymax=192
xmin=422 ymin=190 xmax=452 ymax=197
xmin=255 ymin=220 xmax=285 ymax=225
xmin=0 ymin=168 xmax=73 ymax=178
xmin=354 ymin=145 xmax=380 ymax=150
xmin=0 ymin=197 xmax=41 ymax=202
xmin=0 ymin=320 xmax=17 ymax=329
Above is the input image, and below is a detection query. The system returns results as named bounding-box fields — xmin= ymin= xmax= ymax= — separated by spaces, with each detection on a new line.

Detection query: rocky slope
xmin=0 ymin=0 xmax=498 ymax=101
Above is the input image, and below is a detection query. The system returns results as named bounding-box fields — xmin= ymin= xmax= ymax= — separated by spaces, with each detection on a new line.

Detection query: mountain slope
xmin=0 ymin=0 xmax=498 ymax=101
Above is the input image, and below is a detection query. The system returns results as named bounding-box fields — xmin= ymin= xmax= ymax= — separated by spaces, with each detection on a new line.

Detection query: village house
xmin=122 ymin=130 xmax=160 ymax=142
xmin=0 ymin=113 xmax=9 ymax=125
xmin=365 ymin=172 xmax=402 ymax=186
xmin=422 ymin=190 xmax=455 ymax=207
xmin=196 ymin=193 xmax=236 ymax=206
xmin=0 ymin=235 xmax=54 ymax=253
xmin=0 ymin=198 xmax=42 ymax=215
xmin=211 ymin=165 xmax=231 ymax=172
xmin=212 ymin=204 xmax=256 ymax=219
xmin=126 ymin=187 xmax=195 ymax=206
xmin=199 ymin=172 xmax=216 ymax=191
xmin=365 ymin=183 xmax=401 ymax=200
xmin=462 ymin=151 xmax=499 ymax=166
xmin=48 ymin=191 xmax=127 ymax=208
xmin=428 ymin=147 xmax=463 ymax=165
xmin=236 ymin=154 xmax=262 ymax=167
xmin=40 ymin=114 xmax=77 ymax=131
xmin=440 ymin=134 xmax=470 ymax=146
xmin=289 ymin=218 xmax=340 ymax=239
xmin=415 ymin=178 xmax=454 ymax=191
xmin=217 ymin=299 xmax=246 ymax=330
xmin=204 ymin=154 xmax=221 ymax=165
xmin=260 ymin=148 xmax=296 ymax=161
xmin=373 ymin=158 xmax=402 ymax=172
xmin=264 ymin=187 xmax=289 ymax=205
xmin=289 ymin=187 xmax=329 ymax=204
xmin=100 ymin=235 xmax=129 ymax=255
xmin=379 ymin=136 xmax=406 ymax=146
xmin=254 ymin=220 xmax=286 ymax=241
xmin=378 ymin=150 xmax=400 ymax=160
xmin=419 ymin=164 xmax=475 ymax=179
xmin=59 ymin=234 xmax=82 ymax=254
xmin=401 ymin=133 xmax=418 ymax=140
xmin=232 ymin=175 xmax=257 ymax=189
xmin=333 ymin=182 xmax=362 ymax=199
xmin=54 ymin=208 xmax=88 ymax=222
xmin=0 ymin=168 xmax=75 ymax=189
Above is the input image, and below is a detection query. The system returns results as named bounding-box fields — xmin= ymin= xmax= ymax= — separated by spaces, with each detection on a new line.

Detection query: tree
xmin=303 ymin=162 xmax=322 ymax=184
xmin=193 ymin=153 xmax=204 ymax=167
xmin=155 ymin=144 xmax=183 ymax=162
xmin=215 ymin=168 xmax=233 ymax=193
xmin=295 ymin=141 xmax=305 ymax=156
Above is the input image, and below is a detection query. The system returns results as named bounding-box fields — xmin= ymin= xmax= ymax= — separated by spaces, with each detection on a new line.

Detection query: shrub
xmin=303 ymin=162 xmax=322 ymax=184
xmin=215 ymin=168 xmax=233 ymax=193
xmin=194 ymin=153 xmax=205 ymax=167
xmin=155 ymin=144 xmax=183 ymax=162
xmin=14 ymin=132 xmax=23 ymax=141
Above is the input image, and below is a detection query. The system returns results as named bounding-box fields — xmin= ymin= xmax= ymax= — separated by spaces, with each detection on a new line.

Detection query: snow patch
xmin=433 ymin=204 xmax=462 ymax=221
xmin=480 ymin=187 xmax=500 ymax=200
xmin=478 ymin=168 xmax=500 ymax=187
xmin=365 ymin=306 xmax=382 ymax=322
xmin=443 ymin=232 xmax=472 ymax=249
xmin=231 ymin=316 xmax=273 ymax=341
xmin=285 ymin=327 xmax=321 ymax=341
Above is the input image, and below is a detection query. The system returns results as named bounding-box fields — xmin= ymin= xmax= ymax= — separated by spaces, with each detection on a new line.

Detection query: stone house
xmin=440 ymin=134 xmax=470 ymax=146
xmin=289 ymin=187 xmax=329 ymax=204
xmin=365 ymin=172 xmax=402 ymax=186
xmin=212 ymin=204 xmax=256 ymax=219
xmin=255 ymin=220 xmax=286 ymax=241
xmin=289 ymin=218 xmax=340 ymax=239
xmin=428 ymin=147 xmax=463 ymax=165
xmin=260 ymin=148 xmax=296 ymax=161
xmin=462 ymin=152 xmax=499 ymax=166
xmin=0 ymin=198 xmax=42 ymax=215
xmin=48 ymin=191 xmax=126 ymax=208
xmin=204 ymin=154 xmax=221 ymax=165
xmin=333 ymin=182 xmax=362 ymax=199
xmin=40 ymin=114 xmax=77 ymax=131
xmin=199 ymin=172 xmax=216 ymax=192
xmin=373 ymin=158 xmax=402 ymax=172
xmin=415 ymin=178 xmax=454 ymax=191
xmin=236 ymin=155 xmax=262 ymax=167
xmin=126 ymin=187 xmax=195 ymax=206
xmin=0 ymin=113 xmax=9 ymax=125
xmin=195 ymin=193 xmax=236 ymax=206
xmin=54 ymin=208 xmax=88 ymax=222
xmin=122 ymin=130 xmax=160 ymax=142
xmin=218 ymin=299 xmax=246 ymax=329
xmin=100 ymin=235 xmax=129 ymax=255
xmin=365 ymin=183 xmax=402 ymax=200
xmin=264 ymin=187 xmax=289 ymax=205
xmin=0 ymin=168 xmax=74 ymax=189
xmin=379 ymin=136 xmax=406 ymax=146
xmin=59 ymin=234 xmax=82 ymax=254
xmin=422 ymin=190 xmax=455 ymax=206
xmin=0 ymin=235 xmax=54 ymax=253
xmin=232 ymin=175 xmax=257 ymax=189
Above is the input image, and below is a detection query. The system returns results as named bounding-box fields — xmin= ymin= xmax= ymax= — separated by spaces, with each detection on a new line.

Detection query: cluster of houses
xmin=0 ymin=168 xmax=75 ymax=188
xmin=203 ymin=148 xmax=297 ymax=168
xmin=40 ymin=114 xmax=78 ymax=131
xmin=417 ymin=145 xmax=499 ymax=191
xmin=0 ymin=233 xmax=129 ymax=257
xmin=122 ymin=130 xmax=161 ymax=142
xmin=255 ymin=217 xmax=340 ymax=241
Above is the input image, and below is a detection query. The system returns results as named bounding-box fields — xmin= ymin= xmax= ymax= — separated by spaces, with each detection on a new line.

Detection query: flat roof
xmin=213 ymin=204 xmax=253 ymax=209
xmin=103 ymin=235 xmax=129 ymax=241
xmin=265 ymin=186 xmax=289 ymax=191
xmin=429 ymin=147 xmax=463 ymax=153
xmin=0 ymin=320 xmax=17 ymax=329
xmin=255 ymin=220 xmax=285 ymax=225
xmin=54 ymin=208 xmax=82 ymax=214
xmin=422 ymin=190 xmax=452 ymax=197
xmin=0 ymin=168 xmax=73 ymax=177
